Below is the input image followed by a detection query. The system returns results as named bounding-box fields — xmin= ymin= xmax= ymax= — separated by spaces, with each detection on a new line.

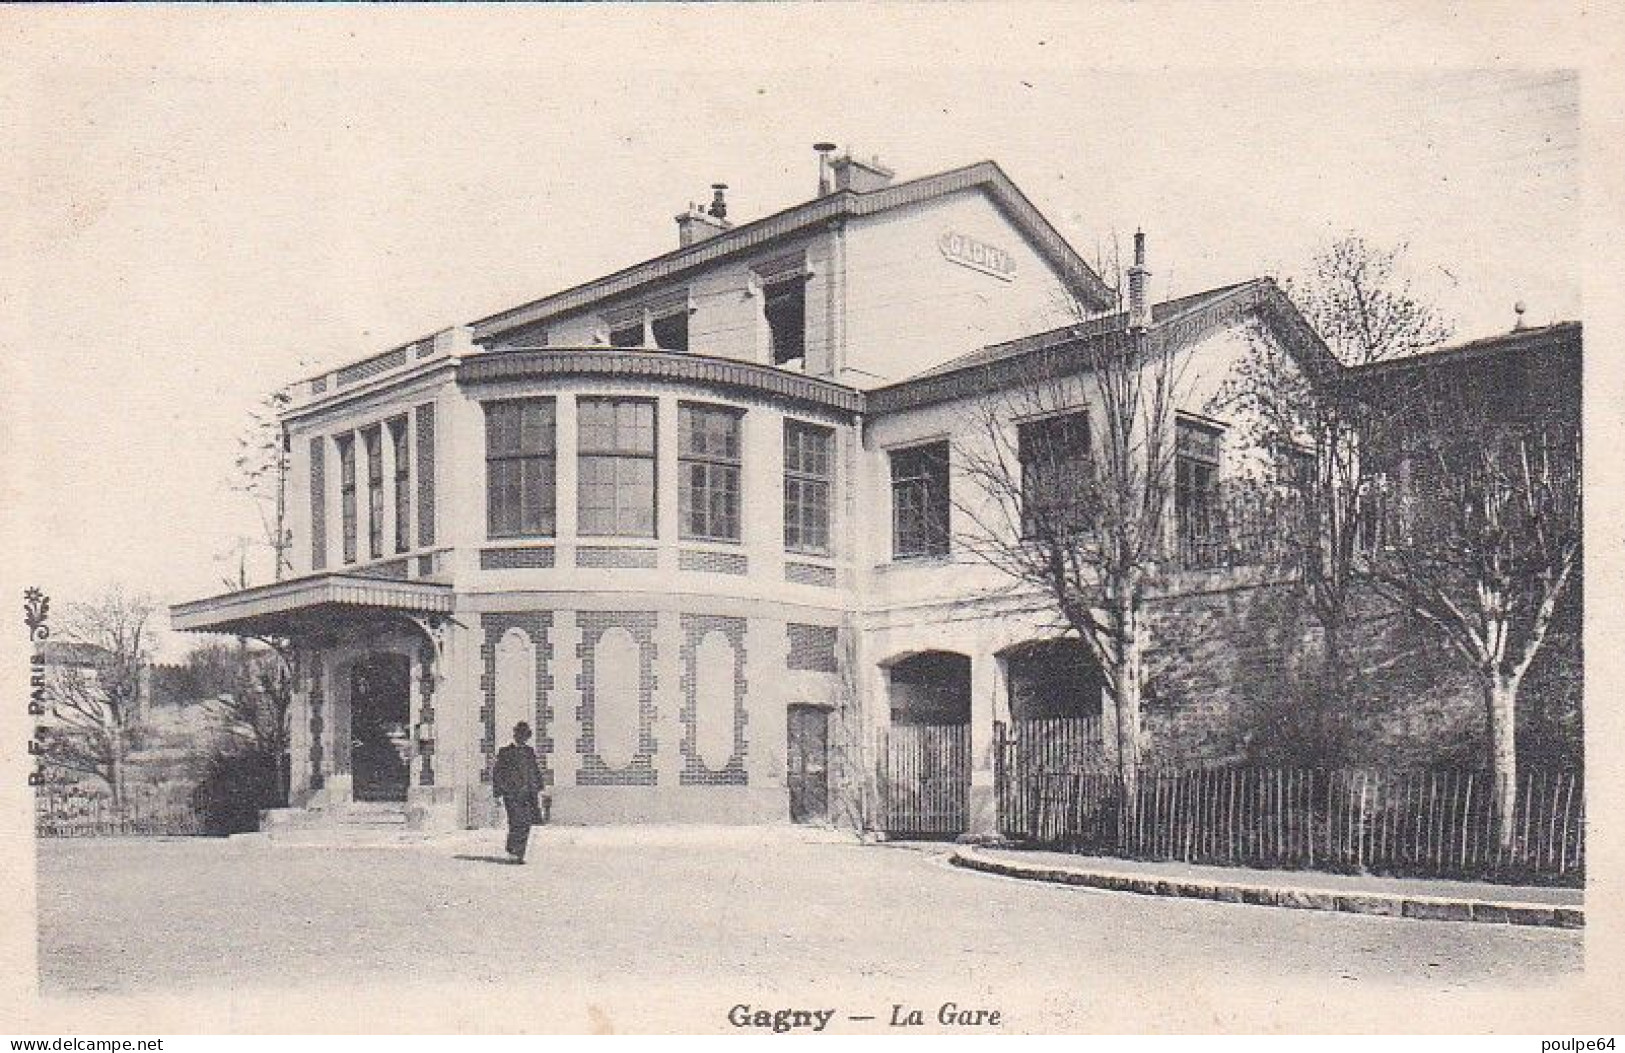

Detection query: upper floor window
xmin=485 ymin=398 xmax=557 ymax=539
xmin=608 ymin=317 xmax=645 ymax=349
xmin=1018 ymin=412 xmax=1093 ymax=539
xmin=578 ymin=397 xmax=657 ymax=537
xmin=784 ymin=419 xmax=833 ymax=554
xmin=650 ymin=306 xmax=689 ymax=354
xmin=337 ymin=435 xmax=358 ymax=564
xmin=679 ymin=403 xmax=743 ymax=542
xmin=1176 ymin=415 xmax=1224 ymax=550
xmin=891 ymin=441 xmax=950 ymax=559
xmin=390 ymin=417 xmax=411 ymax=553
xmin=363 ymin=426 xmax=385 ymax=559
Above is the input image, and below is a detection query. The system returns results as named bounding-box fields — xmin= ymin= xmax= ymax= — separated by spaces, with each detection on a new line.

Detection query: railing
xmin=878 ymin=723 xmax=970 ymax=836
xmin=995 ymin=717 xmax=1108 ymax=837
xmin=35 ymin=790 xmax=204 ymax=838
xmin=1173 ymin=485 xmax=1307 ymax=572
xmin=1006 ymin=766 xmax=1584 ymax=884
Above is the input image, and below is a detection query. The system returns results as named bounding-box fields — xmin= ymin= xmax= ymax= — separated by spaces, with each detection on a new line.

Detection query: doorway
xmin=786 ymin=705 xmax=829 ymax=823
xmin=351 ymin=653 xmax=411 ymax=803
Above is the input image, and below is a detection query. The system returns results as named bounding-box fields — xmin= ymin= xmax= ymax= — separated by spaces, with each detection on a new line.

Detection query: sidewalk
xmin=235 ymin=821 xmax=864 ymax=852
xmin=951 ymin=845 xmax=1584 ymax=928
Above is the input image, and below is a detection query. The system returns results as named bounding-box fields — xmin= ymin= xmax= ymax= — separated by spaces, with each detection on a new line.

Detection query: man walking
xmin=492 ymin=720 xmax=543 ymax=864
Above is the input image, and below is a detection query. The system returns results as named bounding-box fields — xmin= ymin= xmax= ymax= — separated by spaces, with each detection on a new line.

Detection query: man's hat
xmin=513 ymin=721 xmax=532 ymax=739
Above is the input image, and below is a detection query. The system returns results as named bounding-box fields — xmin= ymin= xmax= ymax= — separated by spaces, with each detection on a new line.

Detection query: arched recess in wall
xmin=495 ymin=628 xmax=536 ymax=744
xmin=694 ymin=630 xmax=737 ymax=770
xmin=594 ymin=627 xmax=641 ymax=770
xmin=999 ymin=638 xmax=1106 ymax=721
xmin=882 ymin=650 xmax=972 ymax=726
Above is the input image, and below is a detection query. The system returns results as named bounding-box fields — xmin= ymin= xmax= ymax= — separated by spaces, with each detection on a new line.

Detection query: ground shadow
xmin=453 ymin=853 xmax=520 ymax=865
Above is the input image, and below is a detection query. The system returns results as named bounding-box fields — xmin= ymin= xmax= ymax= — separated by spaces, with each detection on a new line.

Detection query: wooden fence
xmin=1010 ymin=765 xmax=1584 ymax=883
xmin=878 ymin=723 xmax=970 ymax=836
xmin=35 ymin=790 xmax=204 ymax=838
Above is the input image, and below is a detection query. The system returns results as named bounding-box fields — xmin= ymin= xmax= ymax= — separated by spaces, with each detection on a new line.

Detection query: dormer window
xmin=754 ymin=254 xmax=810 ymax=370
xmin=765 ymin=279 xmax=806 ymax=367
xmin=651 ymin=309 xmax=688 ymax=354
xmin=608 ymin=317 xmax=645 ymax=348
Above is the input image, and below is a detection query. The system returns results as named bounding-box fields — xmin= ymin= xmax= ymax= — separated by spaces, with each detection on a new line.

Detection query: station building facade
xmin=172 ymin=153 xmax=1324 ymax=833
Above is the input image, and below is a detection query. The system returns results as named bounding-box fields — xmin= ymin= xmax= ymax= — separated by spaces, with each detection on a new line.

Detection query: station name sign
xmin=939 ymin=231 xmax=1017 ymax=282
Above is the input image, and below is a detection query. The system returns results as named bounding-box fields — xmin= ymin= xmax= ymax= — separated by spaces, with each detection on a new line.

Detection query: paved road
xmin=35 ymin=836 xmax=1585 ymax=1032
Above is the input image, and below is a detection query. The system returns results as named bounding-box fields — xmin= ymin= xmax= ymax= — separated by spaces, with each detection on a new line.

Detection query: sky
xmin=1 ymin=8 xmax=1583 ymax=659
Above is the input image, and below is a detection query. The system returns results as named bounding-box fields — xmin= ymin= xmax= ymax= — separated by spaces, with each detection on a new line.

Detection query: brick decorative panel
xmin=355 ymin=558 xmax=410 ymax=580
xmin=309 ymin=438 xmax=327 ymax=571
xmin=786 ymin=623 xmax=840 ymax=673
xmin=479 ymin=613 xmax=556 ymax=789
xmin=307 ymin=654 xmax=325 ymax=791
xmin=417 ymin=641 xmax=436 ymax=786
xmin=679 ymin=614 xmax=748 ymax=786
xmin=576 ymin=611 xmax=659 ymax=786
xmin=415 ymin=404 xmax=436 ymax=548
xmin=577 ymin=546 xmax=658 ymax=570
xmin=311 ymin=376 xmax=329 ymax=395
xmin=785 ymin=561 xmax=837 ymax=587
xmin=416 ymin=554 xmax=437 ymax=578
xmin=336 ymin=346 xmax=408 ymax=388
xmin=679 ymin=549 xmax=748 ymax=576
xmin=481 ymin=546 xmax=557 ymax=570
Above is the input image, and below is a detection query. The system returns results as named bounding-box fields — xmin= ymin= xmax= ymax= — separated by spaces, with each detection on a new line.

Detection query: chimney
xmin=830 ymin=151 xmax=895 ymax=194
xmin=676 ymin=184 xmax=733 ymax=248
xmin=1513 ymin=300 xmax=1527 ymax=330
xmin=1127 ymin=229 xmax=1152 ymax=331
xmin=814 ymin=142 xmax=838 ymax=196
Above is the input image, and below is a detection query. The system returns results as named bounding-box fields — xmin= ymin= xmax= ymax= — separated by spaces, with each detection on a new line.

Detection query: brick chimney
xmin=675 ymin=187 xmax=732 ymax=248
xmin=830 ymin=152 xmax=895 ymax=193
xmin=1127 ymin=230 xmax=1151 ymax=332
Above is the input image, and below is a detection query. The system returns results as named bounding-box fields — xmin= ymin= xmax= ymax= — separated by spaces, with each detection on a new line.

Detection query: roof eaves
xmin=469 ymin=160 xmax=1114 ymax=342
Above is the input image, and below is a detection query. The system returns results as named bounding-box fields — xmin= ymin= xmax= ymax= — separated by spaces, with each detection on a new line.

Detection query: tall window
xmin=891 ymin=441 xmax=950 ymax=559
xmin=1018 ymin=412 xmax=1093 ymax=538
xmin=363 ymin=426 xmax=384 ymax=559
xmin=1176 ymin=416 xmax=1224 ymax=556
xmin=578 ymin=397 xmax=657 ymax=537
xmin=390 ymin=417 xmax=411 ymax=553
xmin=337 ymin=435 xmax=357 ymax=564
xmin=764 ymin=278 xmax=807 ymax=366
xmin=485 ymin=398 xmax=557 ymax=538
xmin=679 ymin=403 xmax=743 ymax=541
xmin=784 ymin=420 xmax=833 ymax=554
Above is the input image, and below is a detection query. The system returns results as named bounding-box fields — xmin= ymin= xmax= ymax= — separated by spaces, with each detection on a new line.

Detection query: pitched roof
xmin=912 ymin=279 xmax=1262 ymax=378
xmin=870 ymin=277 xmax=1332 ymax=414
xmin=469 ymin=161 xmax=1115 ymax=342
xmin=1342 ymin=321 xmax=1581 ymax=379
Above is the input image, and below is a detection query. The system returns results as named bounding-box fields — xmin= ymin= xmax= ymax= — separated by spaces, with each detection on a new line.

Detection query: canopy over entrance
xmin=170 ymin=572 xmax=454 ymax=638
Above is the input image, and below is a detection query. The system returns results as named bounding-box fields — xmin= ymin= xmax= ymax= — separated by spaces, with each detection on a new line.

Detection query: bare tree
xmin=42 ymin=589 xmax=157 ymax=807
xmin=1212 ymin=237 xmax=1452 ymax=753
xmin=1365 ymin=389 xmax=1580 ymax=849
xmin=228 ymin=386 xmax=296 ymax=584
xmin=955 ymin=310 xmax=1190 ymax=810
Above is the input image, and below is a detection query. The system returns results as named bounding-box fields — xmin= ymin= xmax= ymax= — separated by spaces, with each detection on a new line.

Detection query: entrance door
xmin=351 ymin=654 xmax=411 ymax=802
xmin=786 ymin=705 xmax=829 ymax=823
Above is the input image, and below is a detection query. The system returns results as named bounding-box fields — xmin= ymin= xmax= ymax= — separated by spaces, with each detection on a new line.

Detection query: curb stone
xmin=949 ymin=847 xmax=1582 ymax=929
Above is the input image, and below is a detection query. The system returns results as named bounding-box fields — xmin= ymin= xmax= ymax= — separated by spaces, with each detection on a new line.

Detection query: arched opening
xmin=350 ymin=652 xmax=412 ymax=802
xmin=885 ymin=651 xmax=971 ymax=726
xmin=879 ymin=650 xmax=972 ymax=837
xmin=1003 ymin=638 xmax=1106 ymax=721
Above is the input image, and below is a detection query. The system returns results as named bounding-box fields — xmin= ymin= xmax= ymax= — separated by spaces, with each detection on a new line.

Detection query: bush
xmin=192 ymin=750 xmax=281 ymax=836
